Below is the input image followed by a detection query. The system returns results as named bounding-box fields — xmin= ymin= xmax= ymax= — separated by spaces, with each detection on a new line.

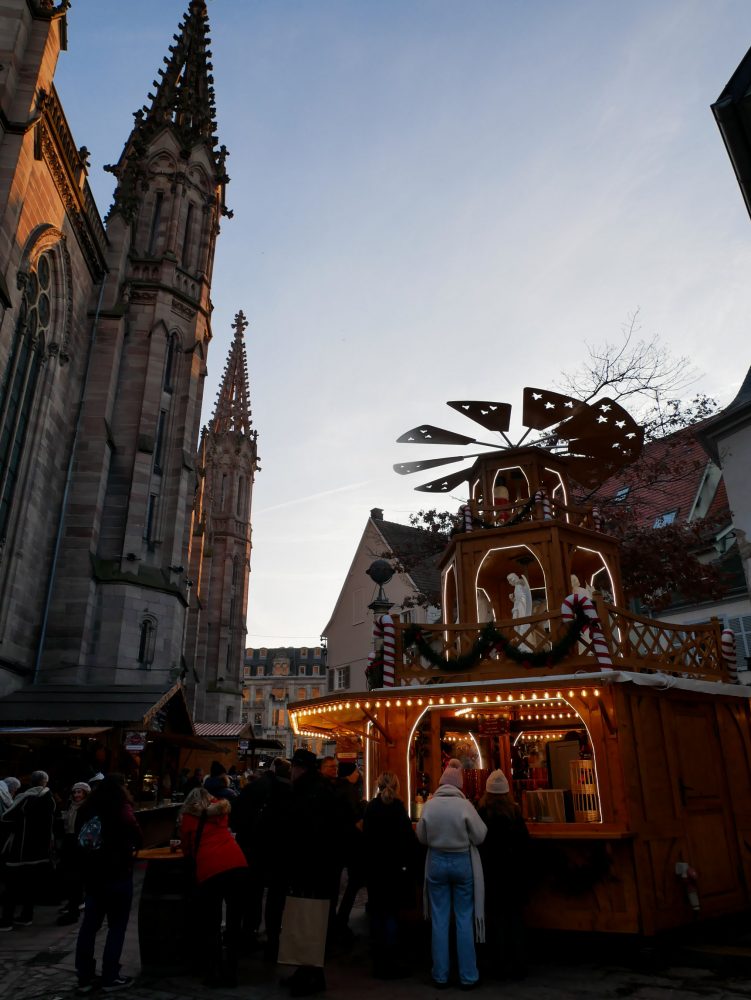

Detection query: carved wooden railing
xmin=469 ymin=497 xmax=604 ymax=532
xmin=394 ymin=605 xmax=725 ymax=684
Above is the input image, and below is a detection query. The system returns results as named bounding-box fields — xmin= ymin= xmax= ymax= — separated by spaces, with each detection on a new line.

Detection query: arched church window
xmin=137 ymin=616 xmax=157 ymax=668
xmin=0 ymin=252 xmax=50 ymax=541
xmin=163 ymin=332 xmax=177 ymax=391
xmin=147 ymin=191 xmax=164 ymax=257
xmin=237 ymin=476 xmax=246 ymax=517
xmin=232 ymin=555 xmax=240 ymax=588
xmin=181 ymin=203 xmax=194 ymax=270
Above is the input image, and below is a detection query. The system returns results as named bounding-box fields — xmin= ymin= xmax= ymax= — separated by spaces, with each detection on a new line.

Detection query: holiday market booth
xmin=289 ymin=389 xmax=751 ymax=936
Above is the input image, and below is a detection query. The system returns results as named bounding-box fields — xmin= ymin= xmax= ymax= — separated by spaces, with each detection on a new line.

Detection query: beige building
xmin=0 ymin=1 xmax=255 ymax=724
xmin=242 ymin=646 xmax=327 ymax=757
xmin=322 ymin=508 xmax=441 ymax=693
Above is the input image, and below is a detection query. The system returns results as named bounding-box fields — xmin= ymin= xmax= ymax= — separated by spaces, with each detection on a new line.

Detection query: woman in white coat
xmin=416 ymin=759 xmax=487 ymax=989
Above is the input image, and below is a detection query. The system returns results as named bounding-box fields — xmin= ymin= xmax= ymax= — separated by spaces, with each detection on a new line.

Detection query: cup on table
xmin=169 ymin=839 xmax=181 ymax=853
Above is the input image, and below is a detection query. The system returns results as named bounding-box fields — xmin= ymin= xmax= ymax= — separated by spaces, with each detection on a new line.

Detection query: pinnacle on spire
xmin=105 ymin=0 xmax=229 ymax=221
xmin=210 ymin=311 xmax=253 ymax=436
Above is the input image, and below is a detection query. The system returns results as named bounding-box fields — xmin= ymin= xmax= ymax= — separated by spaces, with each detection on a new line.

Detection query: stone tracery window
xmin=0 ymin=252 xmax=51 ymax=540
xmin=137 ymin=615 xmax=158 ymax=668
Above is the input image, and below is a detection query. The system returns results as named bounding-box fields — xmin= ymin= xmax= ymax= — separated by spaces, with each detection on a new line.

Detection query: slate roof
xmin=376 ymin=518 xmax=443 ymax=601
xmin=698 ymin=364 xmax=751 ymax=464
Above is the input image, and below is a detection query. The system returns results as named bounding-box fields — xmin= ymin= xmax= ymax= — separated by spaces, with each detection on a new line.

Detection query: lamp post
xmin=366 ymin=559 xmax=395 ymax=688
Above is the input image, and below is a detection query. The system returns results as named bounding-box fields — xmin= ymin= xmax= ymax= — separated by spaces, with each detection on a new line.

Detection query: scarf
xmin=0 ymin=783 xmax=13 ymax=815
xmin=64 ymin=798 xmax=86 ymax=835
xmin=3 ymin=784 xmax=49 ymax=819
xmin=423 ymin=844 xmax=486 ymax=944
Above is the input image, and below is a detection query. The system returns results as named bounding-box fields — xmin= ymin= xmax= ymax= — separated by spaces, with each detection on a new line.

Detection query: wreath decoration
xmin=403 ymin=601 xmax=594 ymax=672
xmin=464 ymin=495 xmax=537 ymax=533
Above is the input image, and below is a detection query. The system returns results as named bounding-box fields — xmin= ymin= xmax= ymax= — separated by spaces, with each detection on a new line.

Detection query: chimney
xmin=370 ymin=507 xmax=384 ymax=521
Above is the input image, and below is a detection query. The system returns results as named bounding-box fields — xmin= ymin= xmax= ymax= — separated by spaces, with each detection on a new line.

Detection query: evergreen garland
xmin=403 ymin=604 xmax=592 ymax=671
xmin=469 ymin=496 xmax=537 ymax=532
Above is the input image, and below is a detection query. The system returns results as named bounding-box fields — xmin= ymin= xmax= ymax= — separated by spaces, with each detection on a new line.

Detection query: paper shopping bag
xmin=277 ymin=895 xmax=330 ymax=967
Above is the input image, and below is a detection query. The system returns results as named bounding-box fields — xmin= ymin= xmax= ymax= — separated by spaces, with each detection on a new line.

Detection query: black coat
xmin=477 ymin=801 xmax=530 ymax=899
xmin=363 ymin=795 xmax=418 ymax=910
xmin=234 ymin=772 xmax=293 ymax=876
xmin=1 ymin=787 xmax=56 ymax=867
xmin=288 ymin=768 xmax=349 ymax=897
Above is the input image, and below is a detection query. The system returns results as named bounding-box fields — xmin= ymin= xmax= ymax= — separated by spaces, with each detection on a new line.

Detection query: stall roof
xmin=0 ymin=682 xmax=194 ymax=732
xmin=0 ymin=726 xmax=111 ymax=737
xmin=288 ymin=671 xmax=751 ymax=740
xmin=194 ymin=722 xmax=253 ymax=739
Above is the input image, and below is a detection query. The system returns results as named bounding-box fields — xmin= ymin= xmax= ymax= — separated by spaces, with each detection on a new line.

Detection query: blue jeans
xmin=75 ymin=876 xmax=133 ymax=985
xmin=427 ymin=850 xmax=478 ymax=986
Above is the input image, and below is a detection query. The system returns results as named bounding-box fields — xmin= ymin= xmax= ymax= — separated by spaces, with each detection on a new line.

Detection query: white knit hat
xmin=439 ymin=758 xmax=464 ymax=789
xmin=485 ymin=769 xmax=510 ymax=795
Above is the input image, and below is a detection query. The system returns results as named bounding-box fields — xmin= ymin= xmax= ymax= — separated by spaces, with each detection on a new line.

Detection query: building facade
xmin=322 ymin=507 xmax=441 ymax=693
xmin=242 ymin=646 xmax=327 ymax=757
xmin=0 ymin=1 xmax=255 ymax=723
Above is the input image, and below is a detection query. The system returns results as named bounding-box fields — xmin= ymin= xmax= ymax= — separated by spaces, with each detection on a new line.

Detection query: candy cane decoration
xmin=561 ymin=593 xmax=613 ymax=667
xmin=721 ymin=628 xmax=738 ymax=684
xmin=534 ymin=488 xmax=552 ymax=520
xmin=373 ymin=614 xmax=396 ymax=686
xmin=592 ymin=506 xmax=604 ymax=531
xmin=458 ymin=503 xmax=474 ymax=532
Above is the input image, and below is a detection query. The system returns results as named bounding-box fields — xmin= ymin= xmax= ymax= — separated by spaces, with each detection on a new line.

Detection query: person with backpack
xmin=74 ymin=774 xmax=142 ymax=994
xmin=0 ymin=770 xmax=56 ymax=930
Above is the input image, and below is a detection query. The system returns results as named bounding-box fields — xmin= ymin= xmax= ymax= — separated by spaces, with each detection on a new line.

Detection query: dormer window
xmin=614 ymin=487 xmax=630 ymax=503
xmin=653 ymin=510 xmax=677 ymax=529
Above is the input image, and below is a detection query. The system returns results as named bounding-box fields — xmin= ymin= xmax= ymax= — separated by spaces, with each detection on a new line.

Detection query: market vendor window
xmin=405 ymin=690 xmax=601 ymax=825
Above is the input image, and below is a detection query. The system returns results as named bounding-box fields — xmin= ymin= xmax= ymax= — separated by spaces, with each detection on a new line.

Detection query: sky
xmin=55 ymin=0 xmax=751 ymax=649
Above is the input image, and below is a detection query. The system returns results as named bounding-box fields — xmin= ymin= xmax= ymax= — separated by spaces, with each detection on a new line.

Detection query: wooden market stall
xmin=0 ymin=681 xmax=222 ymax=846
xmin=288 ymin=389 xmax=751 ymax=936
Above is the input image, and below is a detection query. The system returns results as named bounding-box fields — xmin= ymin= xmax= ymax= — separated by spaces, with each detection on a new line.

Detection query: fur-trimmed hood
xmin=181 ymin=796 xmax=230 ymax=819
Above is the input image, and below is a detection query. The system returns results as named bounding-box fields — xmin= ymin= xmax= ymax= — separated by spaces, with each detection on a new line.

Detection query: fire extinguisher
xmin=675 ymin=861 xmax=700 ymax=911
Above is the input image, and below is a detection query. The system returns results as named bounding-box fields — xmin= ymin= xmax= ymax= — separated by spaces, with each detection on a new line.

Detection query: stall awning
xmin=0 ymin=726 xmax=112 ymax=737
xmin=0 ymin=682 xmax=194 ymax=733
xmin=194 ymin=722 xmax=254 ymax=739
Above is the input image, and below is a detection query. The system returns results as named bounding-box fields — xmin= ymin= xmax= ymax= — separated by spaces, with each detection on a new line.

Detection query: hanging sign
xmin=124 ymin=731 xmax=146 ymax=753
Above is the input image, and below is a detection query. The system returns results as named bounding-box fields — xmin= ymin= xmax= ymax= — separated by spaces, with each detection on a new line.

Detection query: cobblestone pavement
xmin=3 ymin=866 xmax=751 ymax=1000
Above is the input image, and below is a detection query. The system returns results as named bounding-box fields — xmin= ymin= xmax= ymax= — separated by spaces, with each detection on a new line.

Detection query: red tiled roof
xmin=593 ymin=427 xmax=730 ymax=530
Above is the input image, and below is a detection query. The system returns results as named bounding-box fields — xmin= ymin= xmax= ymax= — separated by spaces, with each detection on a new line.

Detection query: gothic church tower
xmin=0 ymin=1 xmax=107 ymax=694
xmin=39 ymin=1 xmax=231 ymax=688
xmin=187 ymin=311 xmax=258 ymax=724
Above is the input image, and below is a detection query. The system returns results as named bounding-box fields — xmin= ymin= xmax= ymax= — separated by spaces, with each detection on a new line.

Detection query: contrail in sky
xmin=256 ymin=481 xmax=370 ymax=515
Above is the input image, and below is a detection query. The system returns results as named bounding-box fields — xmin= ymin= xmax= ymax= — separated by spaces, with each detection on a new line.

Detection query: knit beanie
xmin=485 ymin=769 xmax=509 ymax=795
xmin=72 ymin=782 xmax=91 ymax=795
xmin=2 ymin=777 xmax=20 ymax=794
xmin=439 ymin=758 xmax=464 ymax=789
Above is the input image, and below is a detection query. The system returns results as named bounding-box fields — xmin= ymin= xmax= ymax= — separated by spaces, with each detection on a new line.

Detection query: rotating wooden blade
xmin=555 ymin=398 xmax=644 ymax=458
xmin=447 ymin=400 xmax=512 ymax=434
xmin=414 ymin=468 xmax=472 ymax=493
xmin=393 ymin=456 xmax=468 ymax=476
xmin=522 ymin=387 xmax=582 ymax=430
xmin=396 ymin=424 xmax=478 ymax=446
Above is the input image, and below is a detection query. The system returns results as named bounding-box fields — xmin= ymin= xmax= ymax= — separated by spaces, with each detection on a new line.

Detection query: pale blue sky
xmin=56 ymin=1 xmax=751 ymax=647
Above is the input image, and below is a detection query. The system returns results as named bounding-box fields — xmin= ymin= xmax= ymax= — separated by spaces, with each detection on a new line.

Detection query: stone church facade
xmin=0 ymin=0 xmax=256 ymax=723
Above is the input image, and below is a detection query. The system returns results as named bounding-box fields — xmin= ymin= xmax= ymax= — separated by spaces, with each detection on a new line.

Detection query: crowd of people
xmin=0 ymin=753 xmax=530 ymax=996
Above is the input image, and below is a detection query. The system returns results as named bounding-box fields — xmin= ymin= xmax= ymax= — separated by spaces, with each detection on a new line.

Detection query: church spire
xmin=211 ymin=311 xmax=253 ymax=436
xmin=105 ymin=0 xmax=229 ymax=221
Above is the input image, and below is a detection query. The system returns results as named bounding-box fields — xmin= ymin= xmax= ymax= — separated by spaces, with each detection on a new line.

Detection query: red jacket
xmin=180 ymin=797 xmax=247 ymax=883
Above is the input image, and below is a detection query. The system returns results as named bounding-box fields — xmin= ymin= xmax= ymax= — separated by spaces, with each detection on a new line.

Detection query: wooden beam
xmin=361 ymin=708 xmax=394 ymax=746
